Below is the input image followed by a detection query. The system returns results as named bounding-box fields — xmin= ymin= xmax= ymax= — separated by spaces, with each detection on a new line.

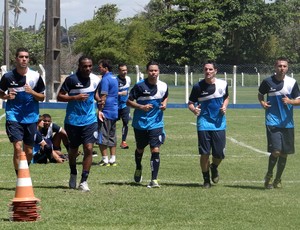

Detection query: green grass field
xmin=1 ymin=108 xmax=300 ymax=229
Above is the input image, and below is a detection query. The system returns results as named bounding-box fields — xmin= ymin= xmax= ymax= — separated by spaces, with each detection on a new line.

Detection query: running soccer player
xmin=127 ymin=61 xmax=168 ymax=188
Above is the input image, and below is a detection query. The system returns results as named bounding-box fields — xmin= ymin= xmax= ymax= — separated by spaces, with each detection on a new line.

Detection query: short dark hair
xmin=118 ymin=63 xmax=127 ymax=69
xmin=203 ymin=60 xmax=217 ymax=69
xmin=98 ymin=59 xmax=113 ymax=71
xmin=146 ymin=61 xmax=159 ymax=70
xmin=15 ymin=47 xmax=29 ymax=57
xmin=42 ymin=113 xmax=51 ymax=119
xmin=275 ymin=57 xmax=289 ymax=65
xmin=78 ymin=55 xmax=92 ymax=65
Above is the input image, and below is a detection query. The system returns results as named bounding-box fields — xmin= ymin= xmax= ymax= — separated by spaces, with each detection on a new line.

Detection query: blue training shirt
xmin=98 ymin=72 xmax=118 ymax=120
xmin=129 ymin=78 xmax=168 ymax=130
xmin=60 ymin=72 xmax=100 ymax=126
xmin=189 ymin=78 xmax=228 ymax=131
xmin=258 ymin=75 xmax=300 ymax=128
xmin=118 ymin=75 xmax=131 ymax=110
xmin=0 ymin=68 xmax=45 ymax=124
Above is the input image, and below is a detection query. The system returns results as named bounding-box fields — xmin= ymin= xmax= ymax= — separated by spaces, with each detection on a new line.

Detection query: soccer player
xmin=127 ymin=61 xmax=168 ymax=188
xmin=188 ymin=61 xmax=229 ymax=188
xmin=117 ymin=63 xmax=131 ymax=149
xmin=258 ymin=57 xmax=300 ymax=189
xmin=57 ymin=56 xmax=100 ymax=192
xmin=96 ymin=59 xmax=119 ymax=166
xmin=0 ymin=47 xmax=45 ymax=174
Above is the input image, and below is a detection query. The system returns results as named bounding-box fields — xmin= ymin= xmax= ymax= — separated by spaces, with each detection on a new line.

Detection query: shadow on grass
xmin=0 ymin=218 xmax=10 ymax=222
xmin=224 ymin=184 xmax=265 ymax=190
xmin=0 ymin=187 xmax=15 ymax=191
xmin=103 ymin=181 xmax=201 ymax=188
xmin=34 ymin=185 xmax=68 ymax=189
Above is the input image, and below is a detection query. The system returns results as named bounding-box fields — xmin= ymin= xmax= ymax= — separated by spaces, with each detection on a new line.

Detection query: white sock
xmin=102 ymin=156 xmax=109 ymax=163
xmin=109 ymin=155 xmax=116 ymax=163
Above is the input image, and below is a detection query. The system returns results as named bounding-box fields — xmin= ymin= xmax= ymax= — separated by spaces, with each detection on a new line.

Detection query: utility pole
xmin=45 ymin=0 xmax=61 ymax=101
xmin=4 ymin=0 xmax=10 ymax=69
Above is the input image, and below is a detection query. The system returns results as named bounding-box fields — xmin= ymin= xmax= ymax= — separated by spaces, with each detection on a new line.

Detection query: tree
xmin=8 ymin=0 xmax=27 ymax=28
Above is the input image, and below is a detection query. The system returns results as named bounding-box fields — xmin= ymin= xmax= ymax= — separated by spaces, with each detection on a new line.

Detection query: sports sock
xmin=122 ymin=125 xmax=128 ymax=141
xmin=80 ymin=170 xmax=89 ymax=183
xmin=135 ymin=150 xmax=143 ymax=170
xmin=102 ymin=156 xmax=109 ymax=163
xmin=109 ymin=155 xmax=116 ymax=163
xmin=70 ymin=164 xmax=77 ymax=175
xmin=275 ymin=156 xmax=287 ymax=180
xmin=211 ymin=163 xmax=218 ymax=170
xmin=267 ymin=155 xmax=278 ymax=176
xmin=150 ymin=152 xmax=160 ymax=180
xmin=202 ymin=171 xmax=210 ymax=183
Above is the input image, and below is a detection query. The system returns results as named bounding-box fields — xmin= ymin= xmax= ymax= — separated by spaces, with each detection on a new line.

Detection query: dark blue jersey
xmin=0 ymin=68 xmax=45 ymax=123
xmin=258 ymin=75 xmax=300 ymax=128
xmin=129 ymin=78 xmax=168 ymax=130
xmin=189 ymin=78 xmax=228 ymax=131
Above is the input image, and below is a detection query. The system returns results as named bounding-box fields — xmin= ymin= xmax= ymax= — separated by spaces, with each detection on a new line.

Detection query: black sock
xmin=150 ymin=152 xmax=160 ymax=180
xmin=202 ymin=171 xmax=210 ymax=183
xmin=135 ymin=150 xmax=143 ymax=170
xmin=267 ymin=155 xmax=278 ymax=176
xmin=81 ymin=170 xmax=89 ymax=183
xmin=70 ymin=164 xmax=77 ymax=175
xmin=275 ymin=157 xmax=287 ymax=180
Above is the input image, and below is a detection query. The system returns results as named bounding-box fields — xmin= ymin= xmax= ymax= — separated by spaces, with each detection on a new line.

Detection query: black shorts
xmin=6 ymin=121 xmax=36 ymax=146
xmin=97 ymin=119 xmax=117 ymax=147
xmin=266 ymin=126 xmax=294 ymax=154
xmin=118 ymin=107 xmax=130 ymax=124
xmin=197 ymin=130 xmax=226 ymax=159
xmin=134 ymin=127 xmax=165 ymax=149
xmin=65 ymin=122 xmax=98 ymax=148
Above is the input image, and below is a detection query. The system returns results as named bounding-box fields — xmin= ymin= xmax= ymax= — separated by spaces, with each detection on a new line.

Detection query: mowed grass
xmin=1 ymin=108 xmax=300 ymax=229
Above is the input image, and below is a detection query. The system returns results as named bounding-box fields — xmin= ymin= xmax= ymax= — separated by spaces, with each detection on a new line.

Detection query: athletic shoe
xmin=264 ymin=173 xmax=273 ymax=189
xmin=203 ymin=182 xmax=211 ymax=189
xmin=210 ymin=164 xmax=219 ymax=184
xmin=92 ymin=151 xmax=98 ymax=157
xmin=78 ymin=181 xmax=90 ymax=192
xmin=69 ymin=174 xmax=77 ymax=189
xmin=273 ymin=179 xmax=282 ymax=189
xmin=147 ymin=180 xmax=160 ymax=188
xmin=110 ymin=162 xmax=117 ymax=166
xmin=98 ymin=160 xmax=110 ymax=166
xmin=120 ymin=141 xmax=129 ymax=149
xmin=134 ymin=169 xmax=143 ymax=183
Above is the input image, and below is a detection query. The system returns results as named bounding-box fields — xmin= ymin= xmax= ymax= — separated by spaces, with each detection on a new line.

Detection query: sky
xmin=1 ymin=0 xmax=150 ymax=28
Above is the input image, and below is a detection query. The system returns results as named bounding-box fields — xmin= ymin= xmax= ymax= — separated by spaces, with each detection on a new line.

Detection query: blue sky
xmin=1 ymin=0 xmax=150 ymax=28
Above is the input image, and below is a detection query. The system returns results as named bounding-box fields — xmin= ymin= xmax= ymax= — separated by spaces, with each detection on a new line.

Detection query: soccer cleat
xmin=210 ymin=164 xmax=219 ymax=184
xmin=78 ymin=181 xmax=90 ymax=192
xmin=92 ymin=151 xmax=98 ymax=157
xmin=273 ymin=179 xmax=282 ymax=189
xmin=110 ymin=162 xmax=117 ymax=167
xmin=98 ymin=160 xmax=110 ymax=166
xmin=264 ymin=173 xmax=273 ymax=189
xmin=134 ymin=169 xmax=143 ymax=183
xmin=120 ymin=141 xmax=129 ymax=149
xmin=203 ymin=182 xmax=211 ymax=189
xmin=147 ymin=180 xmax=160 ymax=188
xmin=69 ymin=174 xmax=77 ymax=189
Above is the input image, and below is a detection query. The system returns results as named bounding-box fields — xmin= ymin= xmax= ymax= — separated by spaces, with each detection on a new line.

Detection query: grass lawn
xmin=1 ymin=108 xmax=300 ymax=229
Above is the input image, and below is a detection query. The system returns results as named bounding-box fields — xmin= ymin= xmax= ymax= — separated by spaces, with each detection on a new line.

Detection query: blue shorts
xmin=134 ymin=127 xmax=165 ymax=149
xmin=197 ymin=130 xmax=226 ymax=159
xmin=266 ymin=126 xmax=294 ymax=154
xmin=65 ymin=122 xmax=98 ymax=148
xmin=6 ymin=121 xmax=36 ymax=146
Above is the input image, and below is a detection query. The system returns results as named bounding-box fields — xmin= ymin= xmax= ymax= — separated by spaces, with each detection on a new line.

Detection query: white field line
xmin=0 ymin=113 xmax=5 ymax=120
xmin=190 ymin=122 xmax=269 ymax=156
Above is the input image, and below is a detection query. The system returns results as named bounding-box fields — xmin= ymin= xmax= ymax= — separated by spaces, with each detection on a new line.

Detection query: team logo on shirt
xmin=10 ymin=81 xmax=18 ymax=86
xmin=143 ymin=90 xmax=151 ymax=95
xmin=76 ymin=83 xmax=84 ymax=87
xmin=269 ymin=87 xmax=276 ymax=92
xmin=201 ymin=91 xmax=209 ymax=95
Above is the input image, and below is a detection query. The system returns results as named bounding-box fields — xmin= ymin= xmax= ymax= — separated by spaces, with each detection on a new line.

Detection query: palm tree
xmin=9 ymin=0 xmax=27 ymax=28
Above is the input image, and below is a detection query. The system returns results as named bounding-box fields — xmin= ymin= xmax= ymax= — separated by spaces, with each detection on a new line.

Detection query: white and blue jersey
xmin=98 ymin=72 xmax=118 ymax=120
xmin=118 ymin=75 xmax=131 ymax=109
xmin=0 ymin=68 xmax=45 ymax=124
xmin=189 ymin=78 xmax=228 ymax=131
xmin=258 ymin=75 xmax=300 ymax=128
xmin=129 ymin=79 xmax=168 ymax=130
xmin=60 ymin=72 xmax=100 ymax=126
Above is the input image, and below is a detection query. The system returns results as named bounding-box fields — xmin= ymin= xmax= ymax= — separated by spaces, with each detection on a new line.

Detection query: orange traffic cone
xmin=9 ymin=151 xmax=41 ymax=221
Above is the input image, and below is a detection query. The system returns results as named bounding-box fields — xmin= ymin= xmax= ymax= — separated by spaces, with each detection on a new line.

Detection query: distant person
xmin=96 ymin=59 xmax=119 ymax=166
xmin=117 ymin=63 xmax=131 ymax=149
xmin=40 ymin=113 xmax=69 ymax=157
xmin=0 ymin=47 xmax=45 ymax=174
xmin=258 ymin=57 xmax=300 ymax=189
xmin=127 ymin=61 xmax=168 ymax=188
xmin=188 ymin=61 xmax=229 ymax=188
xmin=57 ymin=56 xmax=100 ymax=192
xmin=32 ymin=116 xmax=65 ymax=164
